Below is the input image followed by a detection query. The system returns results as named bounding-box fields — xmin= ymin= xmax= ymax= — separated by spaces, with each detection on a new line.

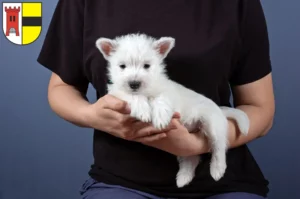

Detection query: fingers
xmin=104 ymin=109 xmax=179 ymax=139
xmin=133 ymin=122 xmax=177 ymax=139
xmin=101 ymin=109 xmax=128 ymax=122
xmin=100 ymin=99 xmax=182 ymax=141
xmin=131 ymin=120 xmax=152 ymax=132
xmin=103 ymin=110 xmax=148 ymax=139
xmin=172 ymin=112 xmax=181 ymax=119
xmin=170 ymin=118 xmax=181 ymax=126
xmin=101 ymin=94 xmax=131 ymax=114
xmin=133 ymin=133 xmax=167 ymax=143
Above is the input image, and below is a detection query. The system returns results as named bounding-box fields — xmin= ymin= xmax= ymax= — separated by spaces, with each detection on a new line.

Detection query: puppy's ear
xmin=153 ymin=37 xmax=175 ymax=59
xmin=96 ymin=38 xmax=117 ymax=60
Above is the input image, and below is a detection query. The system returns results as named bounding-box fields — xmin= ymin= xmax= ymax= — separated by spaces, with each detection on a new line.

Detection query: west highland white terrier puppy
xmin=95 ymin=33 xmax=250 ymax=188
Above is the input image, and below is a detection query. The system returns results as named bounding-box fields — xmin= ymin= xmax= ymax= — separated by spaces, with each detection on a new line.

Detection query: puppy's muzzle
xmin=128 ymin=81 xmax=141 ymax=91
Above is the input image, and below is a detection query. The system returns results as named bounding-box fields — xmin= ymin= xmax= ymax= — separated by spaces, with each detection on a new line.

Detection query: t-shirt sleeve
xmin=37 ymin=0 xmax=89 ymax=94
xmin=229 ymin=0 xmax=272 ymax=86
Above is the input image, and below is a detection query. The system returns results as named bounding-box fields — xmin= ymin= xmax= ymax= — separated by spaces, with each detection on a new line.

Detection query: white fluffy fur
xmin=95 ymin=33 xmax=250 ymax=188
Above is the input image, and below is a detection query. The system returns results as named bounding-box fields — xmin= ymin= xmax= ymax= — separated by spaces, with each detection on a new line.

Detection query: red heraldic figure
xmin=5 ymin=6 xmax=20 ymax=36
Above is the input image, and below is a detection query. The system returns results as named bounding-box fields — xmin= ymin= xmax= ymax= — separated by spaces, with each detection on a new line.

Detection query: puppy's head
xmin=96 ymin=33 xmax=175 ymax=95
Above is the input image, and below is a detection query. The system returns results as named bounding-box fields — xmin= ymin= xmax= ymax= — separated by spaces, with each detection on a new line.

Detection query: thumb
xmin=102 ymin=94 xmax=131 ymax=114
xmin=172 ymin=112 xmax=181 ymax=119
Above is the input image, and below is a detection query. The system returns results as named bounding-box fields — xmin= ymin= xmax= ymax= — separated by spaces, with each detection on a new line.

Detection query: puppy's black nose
xmin=129 ymin=81 xmax=141 ymax=90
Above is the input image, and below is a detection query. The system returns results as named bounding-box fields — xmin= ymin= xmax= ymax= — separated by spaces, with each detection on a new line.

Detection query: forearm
xmin=48 ymin=84 xmax=92 ymax=128
xmin=194 ymin=104 xmax=274 ymax=155
xmin=226 ymin=104 xmax=274 ymax=148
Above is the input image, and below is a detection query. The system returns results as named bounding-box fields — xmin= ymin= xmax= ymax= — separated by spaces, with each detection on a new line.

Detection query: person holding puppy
xmin=37 ymin=0 xmax=275 ymax=199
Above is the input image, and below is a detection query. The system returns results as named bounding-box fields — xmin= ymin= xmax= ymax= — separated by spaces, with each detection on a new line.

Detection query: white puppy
xmin=95 ymin=33 xmax=250 ymax=188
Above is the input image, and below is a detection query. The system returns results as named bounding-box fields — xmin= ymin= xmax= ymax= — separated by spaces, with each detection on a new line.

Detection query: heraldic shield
xmin=2 ymin=2 xmax=42 ymax=45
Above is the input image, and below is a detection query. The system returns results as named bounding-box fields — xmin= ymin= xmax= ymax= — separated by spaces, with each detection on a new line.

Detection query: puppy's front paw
xmin=151 ymin=104 xmax=173 ymax=130
xmin=130 ymin=99 xmax=152 ymax=123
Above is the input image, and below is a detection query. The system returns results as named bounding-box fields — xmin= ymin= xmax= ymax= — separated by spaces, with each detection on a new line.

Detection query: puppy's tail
xmin=220 ymin=106 xmax=250 ymax=135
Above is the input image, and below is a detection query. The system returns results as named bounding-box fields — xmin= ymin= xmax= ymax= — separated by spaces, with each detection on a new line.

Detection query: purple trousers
xmin=80 ymin=178 xmax=266 ymax=199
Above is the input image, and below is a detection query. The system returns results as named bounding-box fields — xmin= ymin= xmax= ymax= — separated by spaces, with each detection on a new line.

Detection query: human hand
xmin=135 ymin=116 xmax=208 ymax=157
xmin=85 ymin=94 xmax=177 ymax=142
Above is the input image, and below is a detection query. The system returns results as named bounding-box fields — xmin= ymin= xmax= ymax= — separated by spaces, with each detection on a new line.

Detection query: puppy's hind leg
xmin=176 ymin=156 xmax=200 ymax=188
xmin=196 ymin=108 xmax=228 ymax=181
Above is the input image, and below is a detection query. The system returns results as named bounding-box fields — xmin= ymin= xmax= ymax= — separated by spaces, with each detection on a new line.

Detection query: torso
xmin=82 ymin=0 xmax=269 ymax=198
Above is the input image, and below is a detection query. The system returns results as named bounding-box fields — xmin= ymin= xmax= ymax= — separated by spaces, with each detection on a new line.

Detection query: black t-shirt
xmin=37 ymin=0 xmax=272 ymax=198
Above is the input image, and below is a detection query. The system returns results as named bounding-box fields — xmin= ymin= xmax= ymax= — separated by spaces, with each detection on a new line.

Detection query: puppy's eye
xmin=144 ymin=64 xmax=150 ymax=69
xmin=120 ymin=64 xmax=126 ymax=69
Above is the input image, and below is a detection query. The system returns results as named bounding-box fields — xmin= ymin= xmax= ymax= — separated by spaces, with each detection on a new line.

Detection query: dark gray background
xmin=0 ymin=0 xmax=299 ymax=198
